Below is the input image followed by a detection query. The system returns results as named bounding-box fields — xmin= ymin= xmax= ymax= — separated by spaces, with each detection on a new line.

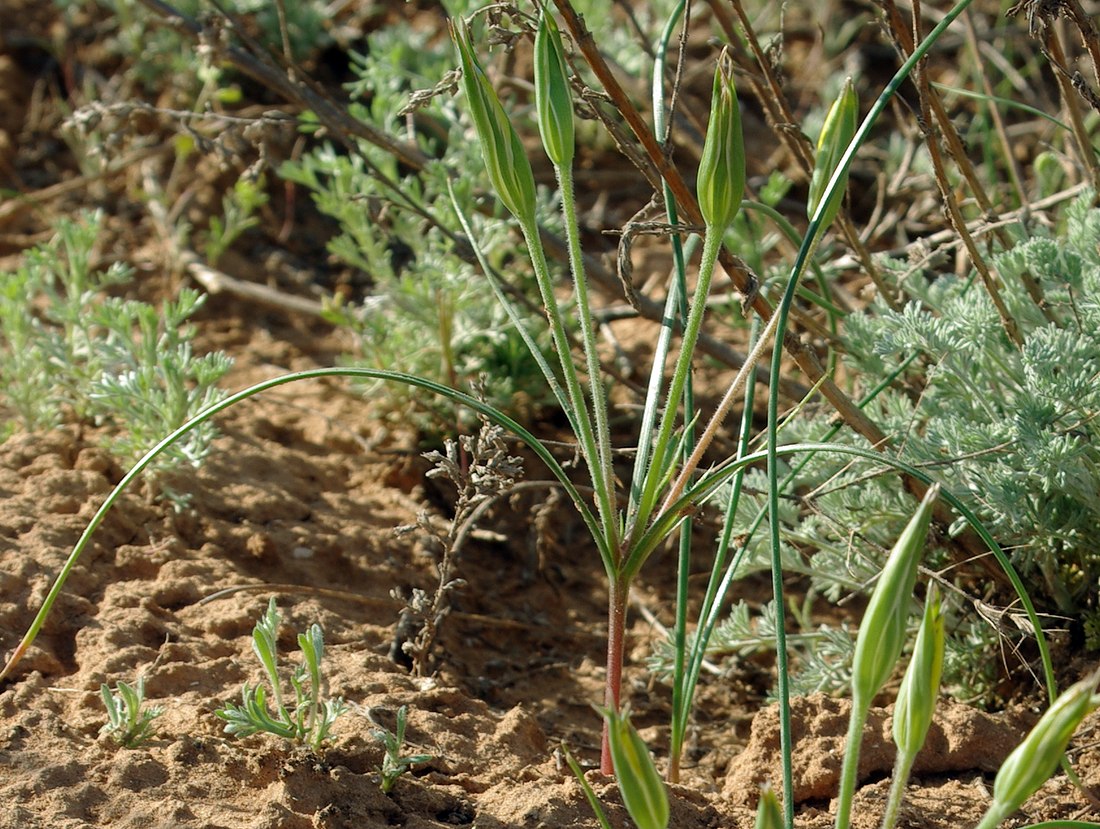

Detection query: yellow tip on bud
xmin=807 ymin=77 xmax=858 ymax=229
xmin=697 ymin=48 xmax=745 ymax=233
xmin=534 ymin=10 xmax=574 ymax=168
xmin=451 ymin=18 xmax=538 ymax=226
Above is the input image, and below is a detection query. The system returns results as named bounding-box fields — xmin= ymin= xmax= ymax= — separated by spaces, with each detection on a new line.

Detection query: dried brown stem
xmin=880 ymin=0 xmax=1023 ymax=347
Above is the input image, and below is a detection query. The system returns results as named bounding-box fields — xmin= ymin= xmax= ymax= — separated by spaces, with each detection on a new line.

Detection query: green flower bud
xmin=534 ymin=10 xmax=574 ymax=167
xmin=851 ymin=484 xmax=939 ymax=709
xmin=807 ymin=77 xmax=858 ymax=229
xmin=892 ymin=584 xmax=945 ymax=759
xmin=697 ymin=48 xmax=745 ymax=232
xmin=989 ymin=672 xmax=1100 ymax=819
xmin=451 ymin=18 xmax=538 ymax=225
xmin=603 ymin=706 xmax=669 ymax=829
xmin=755 ymin=785 xmax=783 ymax=829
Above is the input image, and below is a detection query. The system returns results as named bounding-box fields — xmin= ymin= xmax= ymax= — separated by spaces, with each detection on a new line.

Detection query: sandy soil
xmin=2 ymin=1 xmax=1100 ymax=828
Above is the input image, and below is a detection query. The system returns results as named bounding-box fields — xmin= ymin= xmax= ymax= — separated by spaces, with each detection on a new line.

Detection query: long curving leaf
xmin=0 ymin=367 xmax=608 ymax=684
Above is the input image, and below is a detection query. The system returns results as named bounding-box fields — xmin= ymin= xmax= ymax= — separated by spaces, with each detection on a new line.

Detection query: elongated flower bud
xmin=807 ymin=77 xmax=858 ymax=229
xmin=892 ymin=584 xmax=945 ymax=759
xmin=451 ymin=18 xmax=538 ymax=226
xmin=697 ymin=48 xmax=745 ymax=233
xmin=534 ymin=10 xmax=574 ymax=167
xmin=988 ymin=672 xmax=1100 ymax=819
xmin=603 ymin=706 xmax=669 ymax=829
xmin=850 ymin=484 xmax=939 ymax=709
xmin=755 ymin=785 xmax=783 ymax=829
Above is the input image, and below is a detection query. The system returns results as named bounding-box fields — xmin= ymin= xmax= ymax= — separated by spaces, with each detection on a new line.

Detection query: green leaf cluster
xmin=99 ymin=675 xmax=164 ymax=748
xmin=369 ymin=705 xmax=434 ymax=793
xmin=0 ymin=211 xmax=232 ymax=482
xmin=694 ymin=192 xmax=1100 ymax=703
xmin=217 ymin=598 xmax=347 ymax=751
xmin=848 ymin=194 xmax=1100 ymax=612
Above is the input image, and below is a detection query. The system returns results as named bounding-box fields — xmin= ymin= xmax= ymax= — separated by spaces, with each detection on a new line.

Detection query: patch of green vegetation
xmin=0 ymin=211 xmax=232 ymax=488
xmin=280 ymin=21 xmax=557 ymax=434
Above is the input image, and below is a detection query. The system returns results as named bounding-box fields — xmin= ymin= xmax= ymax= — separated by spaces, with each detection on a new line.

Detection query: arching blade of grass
xmin=0 ymin=367 xmax=605 ymax=685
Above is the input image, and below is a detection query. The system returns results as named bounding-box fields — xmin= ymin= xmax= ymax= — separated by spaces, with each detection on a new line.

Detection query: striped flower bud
xmin=754 ymin=785 xmax=783 ymax=829
xmin=851 ymin=484 xmax=939 ymax=709
xmin=697 ymin=48 xmax=745 ymax=233
xmin=534 ymin=10 xmax=574 ymax=168
xmin=603 ymin=706 xmax=669 ymax=829
xmin=807 ymin=77 xmax=858 ymax=229
xmin=987 ymin=672 xmax=1100 ymax=822
xmin=892 ymin=584 xmax=945 ymax=759
xmin=451 ymin=18 xmax=538 ymax=226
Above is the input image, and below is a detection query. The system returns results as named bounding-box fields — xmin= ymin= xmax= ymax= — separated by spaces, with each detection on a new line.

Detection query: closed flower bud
xmin=534 ymin=10 xmax=574 ymax=167
xmin=807 ymin=77 xmax=858 ymax=229
xmin=989 ymin=672 xmax=1100 ymax=820
xmin=892 ymin=584 xmax=945 ymax=759
xmin=697 ymin=48 xmax=745 ymax=232
xmin=603 ymin=706 xmax=669 ymax=829
xmin=851 ymin=484 xmax=939 ymax=709
xmin=755 ymin=785 xmax=783 ymax=829
xmin=451 ymin=18 xmax=538 ymax=225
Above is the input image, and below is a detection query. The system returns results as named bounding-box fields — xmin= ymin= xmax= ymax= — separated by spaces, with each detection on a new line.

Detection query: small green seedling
xmin=99 ymin=676 xmax=163 ymax=748
xmin=370 ymin=705 xmax=434 ymax=793
xmin=216 ymin=598 xmax=347 ymax=751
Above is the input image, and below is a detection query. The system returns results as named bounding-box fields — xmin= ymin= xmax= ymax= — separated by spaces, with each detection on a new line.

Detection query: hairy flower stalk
xmin=451 ymin=18 xmax=606 ymax=521
xmin=974 ymin=672 xmax=1100 ymax=829
xmin=533 ymin=8 xmax=614 ymax=544
xmin=880 ymin=585 xmax=944 ymax=829
xmin=835 ymin=484 xmax=939 ymax=829
xmin=454 ymin=15 xmax=623 ymax=772
xmin=629 ymin=47 xmax=745 ymax=540
xmin=534 ymin=12 xmax=621 ymax=772
xmin=808 ymin=77 xmax=859 ymax=229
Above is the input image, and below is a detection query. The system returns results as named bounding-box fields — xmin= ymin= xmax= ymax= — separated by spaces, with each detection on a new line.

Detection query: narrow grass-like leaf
xmin=0 ymin=367 xmax=608 ymax=684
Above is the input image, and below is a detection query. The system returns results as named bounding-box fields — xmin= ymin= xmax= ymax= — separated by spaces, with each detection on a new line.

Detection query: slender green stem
xmin=627 ymin=225 xmax=724 ymax=549
xmin=447 ymin=180 xmax=576 ymax=425
xmin=555 ymin=167 xmax=620 ymax=552
xmin=671 ymin=315 xmax=761 ymax=778
xmin=0 ymin=366 xmax=609 ymax=684
xmin=659 ymin=296 xmax=783 ymax=517
xmin=880 ymin=752 xmax=916 ymax=829
xmin=562 ymin=743 xmax=615 ymax=829
xmin=630 ymin=0 xmax=690 ymax=517
xmin=519 ymin=218 xmax=615 ymax=570
xmin=835 ymin=699 xmax=870 ymax=829
xmin=763 ymin=4 xmax=980 ymax=825
xmin=649 ymin=0 xmax=696 ymax=784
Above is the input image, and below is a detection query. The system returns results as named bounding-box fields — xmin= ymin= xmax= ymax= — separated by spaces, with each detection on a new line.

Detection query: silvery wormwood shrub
xmin=695 ymin=192 xmax=1100 ymax=701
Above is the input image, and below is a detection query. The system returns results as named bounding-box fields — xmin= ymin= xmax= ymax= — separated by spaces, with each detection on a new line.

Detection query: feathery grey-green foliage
xmin=279 ymin=22 xmax=557 ymax=433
